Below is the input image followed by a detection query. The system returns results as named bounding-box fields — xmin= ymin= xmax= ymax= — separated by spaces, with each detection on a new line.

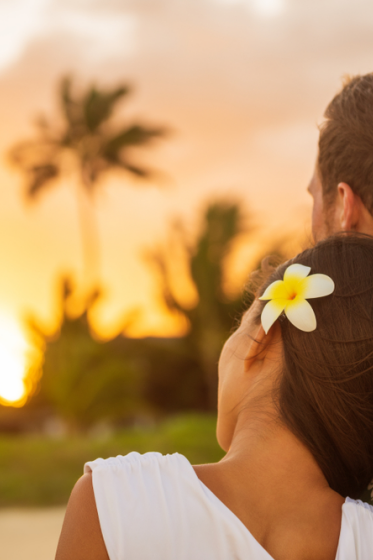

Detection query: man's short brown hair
xmin=318 ymin=73 xmax=373 ymax=213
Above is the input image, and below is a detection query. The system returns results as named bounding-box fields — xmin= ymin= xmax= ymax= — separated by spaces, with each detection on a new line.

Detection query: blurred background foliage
xmin=1 ymin=196 xmax=281 ymax=433
xmin=0 ymin=414 xmax=224 ymax=507
xmin=0 ymin=75 xmax=288 ymax=506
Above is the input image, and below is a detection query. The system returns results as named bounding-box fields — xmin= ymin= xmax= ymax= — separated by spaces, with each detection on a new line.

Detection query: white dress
xmin=84 ymin=451 xmax=373 ymax=560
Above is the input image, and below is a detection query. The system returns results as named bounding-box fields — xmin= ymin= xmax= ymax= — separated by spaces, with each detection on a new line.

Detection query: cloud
xmin=0 ymin=0 xmax=52 ymax=71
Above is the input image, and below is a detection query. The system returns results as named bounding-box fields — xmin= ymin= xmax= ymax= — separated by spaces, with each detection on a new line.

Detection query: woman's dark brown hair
xmin=256 ymin=233 xmax=373 ymax=498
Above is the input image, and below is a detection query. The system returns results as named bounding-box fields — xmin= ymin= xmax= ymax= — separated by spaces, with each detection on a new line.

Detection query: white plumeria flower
xmin=259 ymin=263 xmax=335 ymax=334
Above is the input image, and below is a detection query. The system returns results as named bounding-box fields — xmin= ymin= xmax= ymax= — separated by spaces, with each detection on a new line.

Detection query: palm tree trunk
xmin=76 ymin=174 xmax=101 ymax=288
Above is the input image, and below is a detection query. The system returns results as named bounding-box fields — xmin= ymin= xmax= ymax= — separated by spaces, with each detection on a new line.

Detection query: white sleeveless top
xmin=84 ymin=451 xmax=373 ymax=560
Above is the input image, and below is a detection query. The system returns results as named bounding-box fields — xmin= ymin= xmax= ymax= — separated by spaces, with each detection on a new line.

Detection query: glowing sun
xmin=0 ymin=314 xmax=29 ymax=405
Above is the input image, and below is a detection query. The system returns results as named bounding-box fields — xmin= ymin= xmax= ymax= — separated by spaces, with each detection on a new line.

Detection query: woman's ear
xmin=244 ymin=323 xmax=279 ymax=372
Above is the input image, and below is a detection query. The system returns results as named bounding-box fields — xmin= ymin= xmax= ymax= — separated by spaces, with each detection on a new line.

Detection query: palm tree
xmin=9 ymin=76 xmax=166 ymax=285
xmin=149 ymin=200 xmax=248 ymax=409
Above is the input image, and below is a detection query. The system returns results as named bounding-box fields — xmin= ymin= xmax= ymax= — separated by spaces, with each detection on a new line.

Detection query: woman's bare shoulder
xmin=55 ymin=473 xmax=110 ymax=560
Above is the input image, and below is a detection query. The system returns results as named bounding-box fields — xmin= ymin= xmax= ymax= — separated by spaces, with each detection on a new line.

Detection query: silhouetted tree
xmin=25 ymin=276 xmax=211 ymax=430
xmin=27 ymin=279 xmax=148 ymax=430
xmin=9 ymin=76 xmax=166 ymax=284
xmin=149 ymin=200 xmax=251 ymax=409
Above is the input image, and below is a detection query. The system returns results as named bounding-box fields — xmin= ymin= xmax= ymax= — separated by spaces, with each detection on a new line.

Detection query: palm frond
xmin=84 ymin=85 xmax=130 ymax=132
xmin=60 ymin=76 xmax=77 ymax=128
xmin=116 ymin=161 xmax=151 ymax=178
xmin=145 ymin=249 xmax=187 ymax=315
xmin=10 ymin=139 xmax=58 ymax=167
xmin=104 ymin=125 xmax=165 ymax=160
xmin=25 ymin=163 xmax=60 ymax=199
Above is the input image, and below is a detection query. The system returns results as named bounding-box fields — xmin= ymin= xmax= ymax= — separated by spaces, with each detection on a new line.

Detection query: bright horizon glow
xmin=0 ymin=314 xmax=30 ymax=405
xmin=0 ymin=342 xmax=25 ymax=403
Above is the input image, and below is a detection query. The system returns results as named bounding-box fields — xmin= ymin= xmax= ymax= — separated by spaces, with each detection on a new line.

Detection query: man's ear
xmin=337 ymin=183 xmax=360 ymax=231
xmin=337 ymin=182 xmax=373 ymax=233
xmin=244 ymin=324 xmax=275 ymax=372
xmin=337 ymin=183 xmax=373 ymax=235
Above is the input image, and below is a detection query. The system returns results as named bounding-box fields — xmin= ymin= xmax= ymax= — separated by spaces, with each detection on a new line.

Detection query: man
xmin=308 ymin=73 xmax=373 ymax=243
xmin=308 ymin=73 xmax=373 ymax=506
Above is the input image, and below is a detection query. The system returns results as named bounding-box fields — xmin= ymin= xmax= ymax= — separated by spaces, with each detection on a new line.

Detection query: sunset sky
xmin=0 ymin=0 xmax=373 ymax=401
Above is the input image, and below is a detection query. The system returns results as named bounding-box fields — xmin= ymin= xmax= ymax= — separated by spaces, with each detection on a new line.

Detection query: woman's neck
xmin=194 ymin=412 xmax=344 ymax=560
xmin=223 ymin=412 xmax=331 ymax=502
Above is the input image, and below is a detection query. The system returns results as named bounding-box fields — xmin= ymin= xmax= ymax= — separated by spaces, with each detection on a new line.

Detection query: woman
xmin=55 ymin=233 xmax=373 ymax=560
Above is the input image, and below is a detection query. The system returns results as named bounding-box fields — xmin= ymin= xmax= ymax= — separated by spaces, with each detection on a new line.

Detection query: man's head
xmin=310 ymin=74 xmax=373 ymax=242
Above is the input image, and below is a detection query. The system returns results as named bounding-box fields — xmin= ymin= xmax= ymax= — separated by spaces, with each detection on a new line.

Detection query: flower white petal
xmin=285 ymin=298 xmax=316 ymax=332
xmin=259 ymin=280 xmax=286 ymax=301
xmin=302 ymin=274 xmax=335 ymax=299
xmin=283 ymin=263 xmax=311 ymax=282
xmin=261 ymin=299 xmax=287 ymax=334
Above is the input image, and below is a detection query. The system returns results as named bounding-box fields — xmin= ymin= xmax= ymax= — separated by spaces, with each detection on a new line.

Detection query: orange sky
xmin=0 ymin=0 xmax=372 ymax=350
